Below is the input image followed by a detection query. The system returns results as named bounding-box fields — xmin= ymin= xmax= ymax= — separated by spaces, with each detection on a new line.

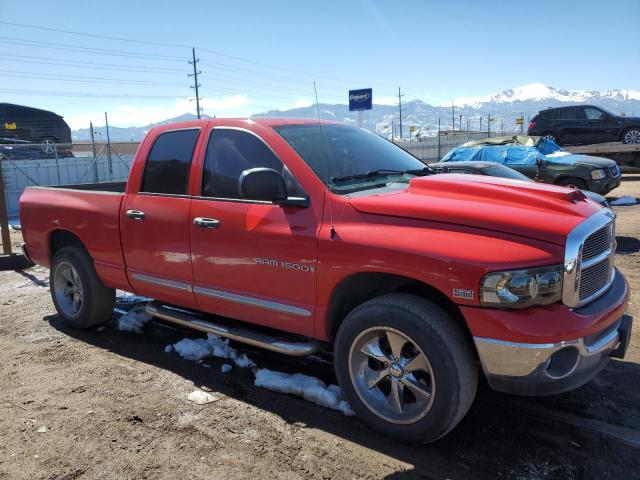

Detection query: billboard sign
xmin=349 ymin=88 xmax=372 ymax=111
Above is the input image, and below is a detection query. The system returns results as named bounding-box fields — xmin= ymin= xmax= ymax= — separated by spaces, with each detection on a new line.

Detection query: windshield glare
xmin=274 ymin=124 xmax=427 ymax=192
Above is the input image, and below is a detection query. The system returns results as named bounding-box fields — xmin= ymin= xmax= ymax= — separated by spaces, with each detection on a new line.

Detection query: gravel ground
xmin=1 ymin=178 xmax=639 ymax=480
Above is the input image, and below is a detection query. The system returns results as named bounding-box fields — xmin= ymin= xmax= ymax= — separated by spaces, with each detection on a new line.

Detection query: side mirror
xmin=239 ymin=167 xmax=287 ymax=202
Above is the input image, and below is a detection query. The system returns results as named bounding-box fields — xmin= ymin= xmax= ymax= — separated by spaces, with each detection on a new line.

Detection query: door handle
xmin=193 ymin=217 xmax=220 ymax=229
xmin=125 ymin=210 xmax=145 ymax=220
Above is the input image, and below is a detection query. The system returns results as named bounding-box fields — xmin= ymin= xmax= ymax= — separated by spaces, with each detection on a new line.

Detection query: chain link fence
xmin=1 ymin=142 xmax=133 ymax=218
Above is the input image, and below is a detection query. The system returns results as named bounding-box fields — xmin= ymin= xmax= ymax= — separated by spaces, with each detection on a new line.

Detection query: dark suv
xmin=528 ymin=105 xmax=640 ymax=146
xmin=0 ymin=103 xmax=72 ymax=154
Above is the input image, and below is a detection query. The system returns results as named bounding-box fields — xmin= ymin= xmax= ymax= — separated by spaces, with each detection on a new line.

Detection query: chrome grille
xmin=582 ymin=225 xmax=611 ymax=261
xmin=579 ymin=258 xmax=610 ymax=299
xmin=563 ymin=209 xmax=616 ymax=308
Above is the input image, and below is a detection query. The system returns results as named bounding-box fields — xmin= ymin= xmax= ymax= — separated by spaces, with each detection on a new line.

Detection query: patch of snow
xmin=221 ymin=364 xmax=232 ymax=374
xmin=545 ymin=151 xmax=571 ymax=158
xmin=115 ymin=290 xmax=152 ymax=303
xmin=254 ymin=368 xmax=354 ymax=416
xmin=170 ymin=333 xmax=256 ymax=368
xmin=36 ymin=426 xmax=47 ymax=433
xmin=116 ymin=305 xmax=152 ymax=333
xmin=187 ymin=390 xmax=218 ymax=405
xmin=611 ymin=195 xmax=637 ymax=206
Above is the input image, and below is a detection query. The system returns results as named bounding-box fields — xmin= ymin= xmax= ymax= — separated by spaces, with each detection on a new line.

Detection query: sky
xmin=0 ymin=0 xmax=638 ymax=129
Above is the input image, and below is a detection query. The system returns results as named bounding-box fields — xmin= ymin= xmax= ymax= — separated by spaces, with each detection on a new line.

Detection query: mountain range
xmin=72 ymin=83 xmax=640 ymax=141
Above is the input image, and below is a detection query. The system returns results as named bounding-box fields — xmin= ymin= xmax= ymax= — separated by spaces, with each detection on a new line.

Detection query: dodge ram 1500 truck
xmin=19 ymin=118 xmax=632 ymax=443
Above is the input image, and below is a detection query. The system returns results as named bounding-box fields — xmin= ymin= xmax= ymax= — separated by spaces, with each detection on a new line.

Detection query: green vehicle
xmin=439 ymin=135 xmax=622 ymax=195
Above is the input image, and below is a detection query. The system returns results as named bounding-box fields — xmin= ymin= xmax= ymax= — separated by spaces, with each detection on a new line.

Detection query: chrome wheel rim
xmin=543 ymin=134 xmax=557 ymax=143
xmin=41 ymin=138 xmax=56 ymax=154
xmin=53 ymin=262 xmax=83 ymax=317
xmin=624 ymin=130 xmax=640 ymax=144
xmin=348 ymin=327 xmax=436 ymax=424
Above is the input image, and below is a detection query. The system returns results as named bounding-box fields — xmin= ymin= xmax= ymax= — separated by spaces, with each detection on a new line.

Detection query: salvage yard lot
xmin=1 ymin=178 xmax=639 ymax=479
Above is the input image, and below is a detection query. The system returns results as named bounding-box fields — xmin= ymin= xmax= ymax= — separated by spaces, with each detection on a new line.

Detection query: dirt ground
xmin=1 ymin=178 xmax=639 ymax=480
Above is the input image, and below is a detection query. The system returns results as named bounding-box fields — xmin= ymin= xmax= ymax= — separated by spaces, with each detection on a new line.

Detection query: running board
xmin=145 ymin=301 xmax=322 ymax=357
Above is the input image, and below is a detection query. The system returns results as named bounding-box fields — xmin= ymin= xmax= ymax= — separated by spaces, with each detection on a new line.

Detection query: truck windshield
xmin=274 ymin=124 xmax=429 ymax=193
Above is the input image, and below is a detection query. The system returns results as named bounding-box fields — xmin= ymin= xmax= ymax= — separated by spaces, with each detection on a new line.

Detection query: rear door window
xmin=140 ymin=129 xmax=200 ymax=195
xmin=555 ymin=108 xmax=577 ymax=120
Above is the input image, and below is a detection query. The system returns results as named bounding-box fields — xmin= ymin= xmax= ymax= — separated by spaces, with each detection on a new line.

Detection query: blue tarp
xmin=441 ymin=137 xmax=578 ymax=167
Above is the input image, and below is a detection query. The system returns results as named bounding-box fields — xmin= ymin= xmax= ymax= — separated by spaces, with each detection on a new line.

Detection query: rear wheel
xmin=558 ymin=177 xmax=588 ymax=190
xmin=334 ymin=293 xmax=477 ymax=443
xmin=39 ymin=137 xmax=57 ymax=155
xmin=50 ymin=246 xmax=115 ymax=328
xmin=541 ymin=132 xmax=560 ymax=145
xmin=622 ymin=128 xmax=640 ymax=145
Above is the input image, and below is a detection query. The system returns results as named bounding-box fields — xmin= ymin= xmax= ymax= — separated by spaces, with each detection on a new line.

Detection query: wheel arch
xmin=49 ymin=229 xmax=89 ymax=259
xmin=325 ymin=272 xmax=472 ymax=344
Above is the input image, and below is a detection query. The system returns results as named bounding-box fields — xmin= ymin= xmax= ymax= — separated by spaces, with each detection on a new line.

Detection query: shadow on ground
xmin=47 ymin=311 xmax=640 ymax=480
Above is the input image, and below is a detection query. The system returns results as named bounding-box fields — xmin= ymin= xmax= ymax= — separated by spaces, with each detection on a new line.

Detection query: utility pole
xmin=398 ymin=87 xmax=404 ymax=140
xmin=459 ymin=114 xmax=462 ymax=132
xmin=90 ymin=121 xmax=98 ymax=182
xmin=391 ymin=120 xmax=395 ymax=142
xmin=104 ymin=112 xmax=113 ymax=178
xmin=188 ymin=47 xmax=202 ymax=119
xmin=480 ymin=116 xmax=483 ymax=132
xmin=451 ymin=100 xmax=455 ymax=131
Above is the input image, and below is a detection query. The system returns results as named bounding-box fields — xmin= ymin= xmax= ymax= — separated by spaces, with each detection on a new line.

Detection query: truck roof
xmin=150 ymin=117 xmax=339 ymax=133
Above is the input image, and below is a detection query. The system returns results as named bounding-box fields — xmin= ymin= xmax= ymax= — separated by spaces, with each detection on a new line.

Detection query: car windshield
xmin=483 ymin=164 xmax=532 ymax=182
xmin=274 ymin=124 xmax=429 ymax=193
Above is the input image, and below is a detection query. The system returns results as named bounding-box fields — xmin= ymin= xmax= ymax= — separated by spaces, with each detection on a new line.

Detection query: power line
xmin=0 ymin=70 xmax=185 ymax=86
xmin=0 ymin=36 xmax=187 ymax=61
xmin=0 ymin=88 xmax=184 ymax=99
xmin=0 ymin=53 xmax=185 ymax=73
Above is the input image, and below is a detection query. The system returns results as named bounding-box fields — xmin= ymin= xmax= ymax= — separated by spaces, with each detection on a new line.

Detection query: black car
xmin=427 ymin=160 xmax=609 ymax=207
xmin=0 ymin=103 xmax=72 ymax=154
xmin=527 ymin=105 xmax=640 ymax=146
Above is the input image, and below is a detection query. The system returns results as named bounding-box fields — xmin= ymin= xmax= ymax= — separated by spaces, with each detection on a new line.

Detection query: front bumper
xmin=589 ymin=175 xmax=621 ymax=195
xmin=472 ymin=270 xmax=632 ymax=396
xmin=474 ymin=313 xmax=632 ymax=395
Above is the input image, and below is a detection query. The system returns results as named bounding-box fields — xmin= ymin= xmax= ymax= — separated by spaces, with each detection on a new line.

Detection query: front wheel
xmin=50 ymin=246 xmax=115 ymax=328
xmin=541 ymin=132 xmax=560 ymax=145
xmin=334 ymin=294 xmax=477 ymax=443
xmin=557 ymin=177 xmax=588 ymax=190
xmin=622 ymin=128 xmax=640 ymax=145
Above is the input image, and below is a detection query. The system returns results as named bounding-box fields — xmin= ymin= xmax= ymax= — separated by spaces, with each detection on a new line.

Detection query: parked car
xmin=427 ymin=160 xmax=609 ymax=207
xmin=0 ymin=103 xmax=72 ymax=154
xmin=527 ymin=105 xmax=640 ymax=145
xmin=20 ymin=119 xmax=632 ymax=444
xmin=440 ymin=135 xmax=621 ymax=195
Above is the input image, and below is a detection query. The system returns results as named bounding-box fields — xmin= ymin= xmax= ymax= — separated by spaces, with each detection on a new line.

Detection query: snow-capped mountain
xmin=448 ymin=83 xmax=640 ymax=108
xmin=71 ymin=84 xmax=640 ymax=141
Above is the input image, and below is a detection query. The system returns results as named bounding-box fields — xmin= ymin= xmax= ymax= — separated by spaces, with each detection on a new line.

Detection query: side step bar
xmin=145 ymin=301 xmax=322 ymax=357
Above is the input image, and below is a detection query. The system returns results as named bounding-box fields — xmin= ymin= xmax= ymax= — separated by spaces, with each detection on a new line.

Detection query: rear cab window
xmin=140 ymin=129 xmax=200 ymax=195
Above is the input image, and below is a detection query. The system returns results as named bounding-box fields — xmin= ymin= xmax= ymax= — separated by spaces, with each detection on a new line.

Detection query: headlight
xmin=591 ymin=169 xmax=606 ymax=180
xmin=480 ymin=265 xmax=562 ymax=309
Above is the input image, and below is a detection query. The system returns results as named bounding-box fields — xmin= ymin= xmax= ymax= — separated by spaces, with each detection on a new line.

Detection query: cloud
xmin=375 ymin=96 xmax=398 ymax=106
xmin=65 ymin=94 xmax=252 ymax=129
xmin=293 ymin=98 xmax=312 ymax=108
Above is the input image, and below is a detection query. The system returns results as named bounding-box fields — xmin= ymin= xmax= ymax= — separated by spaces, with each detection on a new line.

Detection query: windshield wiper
xmin=331 ymin=167 xmax=431 ymax=183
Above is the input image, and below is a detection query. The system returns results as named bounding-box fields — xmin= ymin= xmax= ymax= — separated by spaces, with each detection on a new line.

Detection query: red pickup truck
xmin=20 ymin=118 xmax=632 ymax=443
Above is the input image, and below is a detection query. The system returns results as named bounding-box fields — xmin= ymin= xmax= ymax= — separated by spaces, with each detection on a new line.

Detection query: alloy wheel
xmin=348 ymin=327 xmax=436 ymax=424
xmin=53 ymin=262 xmax=83 ymax=317
xmin=624 ymin=130 xmax=640 ymax=144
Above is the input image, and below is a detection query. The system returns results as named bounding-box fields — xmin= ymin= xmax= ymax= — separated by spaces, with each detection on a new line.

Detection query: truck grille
xmin=579 ymin=258 xmax=611 ymax=299
xmin=608 ymin=164 xmax=620 ymax=177
xmin=582 ymin=225 xmax=611 ymax=261
xmin=563 ymin=210 xmax=616 ymax=308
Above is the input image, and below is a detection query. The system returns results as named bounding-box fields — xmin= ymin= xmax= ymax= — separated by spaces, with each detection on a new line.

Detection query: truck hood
xmin=568 ymin=154 xmax=616 ymax=168
xmin=348 ymin=174 xmax=601 ymax=245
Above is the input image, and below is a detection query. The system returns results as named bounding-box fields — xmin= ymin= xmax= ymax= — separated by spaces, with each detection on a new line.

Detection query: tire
xmin=557 ymin=177 xmax=588 ymax=190
xmin=39 ymin=137 xmax=57 ymax=155
xmin=334 ymin=293 xmax=477 ymax=444
xmin=541 ymin=132 xmax=560 ymax=145
xmin=50 ymin=246 xmax=115 ymax=329
xmin=622 ymin=128 xmax=640 ymax=145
